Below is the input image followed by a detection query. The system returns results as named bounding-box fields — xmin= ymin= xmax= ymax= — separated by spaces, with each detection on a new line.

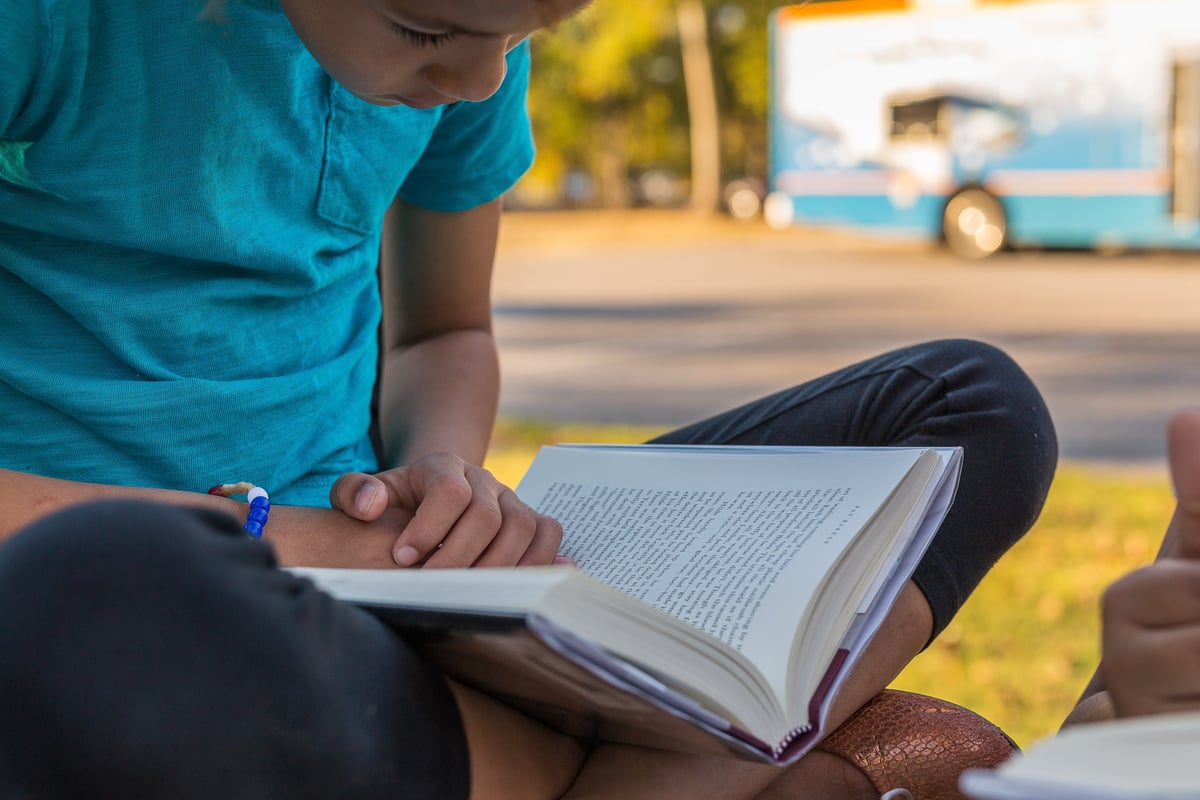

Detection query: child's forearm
xmin=0 ymin=467 xmax=242 ymax=542
xmin=377 ymin=328 xmax=501 ymax=468
xmin=0 ymin=468 xmax=409 ymax=569
xmin=376 ymin=197 xmax=504 ymax=470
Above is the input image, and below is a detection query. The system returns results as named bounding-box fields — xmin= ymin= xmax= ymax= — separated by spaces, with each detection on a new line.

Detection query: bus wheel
xmin=942 ymin=188 xmax=1007 ymax=259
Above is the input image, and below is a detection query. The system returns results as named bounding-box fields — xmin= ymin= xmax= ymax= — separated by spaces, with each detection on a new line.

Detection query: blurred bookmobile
xmin=765 ymin=0 xmax=1200 ymax=258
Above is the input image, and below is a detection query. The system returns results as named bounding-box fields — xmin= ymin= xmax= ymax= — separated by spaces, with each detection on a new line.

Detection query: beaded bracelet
xmin=207 ymin=481 xmax=272 ymax=538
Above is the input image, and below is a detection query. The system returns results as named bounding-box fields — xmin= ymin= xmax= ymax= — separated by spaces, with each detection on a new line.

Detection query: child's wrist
xmin=207 ymin=482 xmax=272 ymax=538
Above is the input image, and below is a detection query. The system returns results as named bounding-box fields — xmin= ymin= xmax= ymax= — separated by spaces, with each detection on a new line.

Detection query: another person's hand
xmin=329 ymin=452 xmax=569 ymax=568
xmin=1101 ymin=559 xmax=1200 ymax=717
xmin=1101 ymin=408 xmax=1200 ymax=717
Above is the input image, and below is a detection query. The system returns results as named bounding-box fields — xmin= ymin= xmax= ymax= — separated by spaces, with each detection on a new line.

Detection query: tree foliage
xmin=523 ymin=0 xmax=784 ymax=209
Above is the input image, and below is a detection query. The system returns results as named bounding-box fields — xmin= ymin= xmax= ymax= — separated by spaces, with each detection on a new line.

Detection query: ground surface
xmin=494 ymin=209 xmax=1200 ymax=470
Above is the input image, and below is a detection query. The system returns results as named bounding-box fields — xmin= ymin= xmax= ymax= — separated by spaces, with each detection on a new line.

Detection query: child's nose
xmin=425 ymin=47 xmax=509 ymax=103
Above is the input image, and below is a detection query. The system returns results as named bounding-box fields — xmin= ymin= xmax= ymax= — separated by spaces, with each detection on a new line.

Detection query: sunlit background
xmin=519 ymin=0 xmax=1200 ymax=259
xmin=491 ymin=0 xmax=1200 ymax=749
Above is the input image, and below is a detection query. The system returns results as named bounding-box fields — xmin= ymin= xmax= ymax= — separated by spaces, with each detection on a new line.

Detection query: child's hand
xmin=1101 ymin=559 xmax=1200 ymax=717
xmin=1101 ymin=408 xmax=1200 ymax=717
xmin=329 ymin=452 xmax=569 ymax=569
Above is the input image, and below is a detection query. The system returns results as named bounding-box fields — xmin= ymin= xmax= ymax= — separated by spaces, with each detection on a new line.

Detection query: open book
xmin=960 ymin=712 xmax=1200 ymax=800
xmin=292 ymin=443 xmax=961 ymax=764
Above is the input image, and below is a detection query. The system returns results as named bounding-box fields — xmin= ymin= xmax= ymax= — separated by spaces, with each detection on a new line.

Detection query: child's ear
xmin=1167 ymin=408 xmax=1200 ymax=558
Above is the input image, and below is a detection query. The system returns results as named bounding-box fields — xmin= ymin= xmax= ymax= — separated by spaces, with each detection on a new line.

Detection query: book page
xmin=960 ymin=712 xmax=1200 ymax=799
xmin=538 ymin=483 xmax=851 ymax=650
xmin=518 ymin=446 xmax=925 ymax=699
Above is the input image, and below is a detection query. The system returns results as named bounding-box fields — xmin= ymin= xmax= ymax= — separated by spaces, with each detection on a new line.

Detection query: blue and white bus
xmin=766 ymin=0 xmax=1200 ymax=257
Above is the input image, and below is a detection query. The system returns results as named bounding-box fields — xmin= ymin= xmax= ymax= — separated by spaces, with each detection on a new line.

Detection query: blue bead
xmin=243 ymin=496 xmax=271 ymax=538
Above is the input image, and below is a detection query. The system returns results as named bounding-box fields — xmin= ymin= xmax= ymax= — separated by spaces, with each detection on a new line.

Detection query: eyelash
xmin=390 ymin=23 xmax=457 ymax=48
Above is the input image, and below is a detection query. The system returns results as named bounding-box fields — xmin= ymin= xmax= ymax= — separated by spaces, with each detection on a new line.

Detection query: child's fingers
xmin=1168 ymin=408 xmax=1200 ymax=511
xmin=1103 ymin=623 xmax=1200 ymax=716
xmin=392 ymin=472 xmax=476 ymax=567
xmin=514 ymin=513 xmax=566 ymax=567
xmin=1102 ymin=562 xmax=1200 ymax=717
xmin=426 ymin=469 xmax=521 ymax=569
xmin=1104 ymin=632 xmax=1200 ymax=718
xmin=1104 ymin=561 xmax=1200 ymax=629
xmin=469 ymin=490 xmax=543 ymax=567
xmin=1168 ymin=408 xmax=1200 ymax=559
xmin=328 ymin=472 xmax=391 ymax=520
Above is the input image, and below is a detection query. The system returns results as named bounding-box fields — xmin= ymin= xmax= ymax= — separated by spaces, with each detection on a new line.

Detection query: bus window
xmin=890 ymin=97 xmax=945 ymax=141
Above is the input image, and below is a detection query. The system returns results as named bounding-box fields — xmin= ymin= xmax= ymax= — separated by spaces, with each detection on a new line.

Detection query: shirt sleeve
xmin=0 ymin=1 xmax=52 ymax=136
xmin=397 ymin=39 xmax=536 ymax=212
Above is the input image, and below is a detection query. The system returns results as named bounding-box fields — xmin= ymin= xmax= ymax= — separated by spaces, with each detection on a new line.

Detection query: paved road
xmin=491 ymin=211 xmax=1200 ymax=469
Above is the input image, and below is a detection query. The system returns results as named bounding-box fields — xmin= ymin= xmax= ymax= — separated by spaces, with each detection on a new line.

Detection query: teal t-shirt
xmin=0 ymin=1 xmax=534 ymax=505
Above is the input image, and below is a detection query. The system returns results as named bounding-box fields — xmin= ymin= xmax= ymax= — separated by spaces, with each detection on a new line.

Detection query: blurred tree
xmin=526 ymin=1 xmax=682 ymax=208
xmin=525 ymin=0 xmax=787 ymax=212
xmin=710 ymin=1 xmax=775 ymax=187
xmin=677 ymin=0 xmax=720 ymax=213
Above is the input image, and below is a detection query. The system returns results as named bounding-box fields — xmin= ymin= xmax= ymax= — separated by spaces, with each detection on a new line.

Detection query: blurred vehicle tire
xmin=942 ymin=187 xmax=1007 ymax=259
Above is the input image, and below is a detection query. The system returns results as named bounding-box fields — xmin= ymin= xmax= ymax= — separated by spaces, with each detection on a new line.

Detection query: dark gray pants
xmin=0 ymin=501 xmax=469 ymax=800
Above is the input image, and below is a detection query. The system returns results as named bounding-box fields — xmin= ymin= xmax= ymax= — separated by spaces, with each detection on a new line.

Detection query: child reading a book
xmin=0 ymin=0 xmax=1056 ymax=797
xmin=1062 ymin=407 xmax=1200 ymax=727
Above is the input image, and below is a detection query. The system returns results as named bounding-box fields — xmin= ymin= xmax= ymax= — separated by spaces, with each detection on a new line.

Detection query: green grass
xmin=892 ymin=465 xmax=1172 ymax=748
xmin=485 ymin=419 xmax=1175 ymax=750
